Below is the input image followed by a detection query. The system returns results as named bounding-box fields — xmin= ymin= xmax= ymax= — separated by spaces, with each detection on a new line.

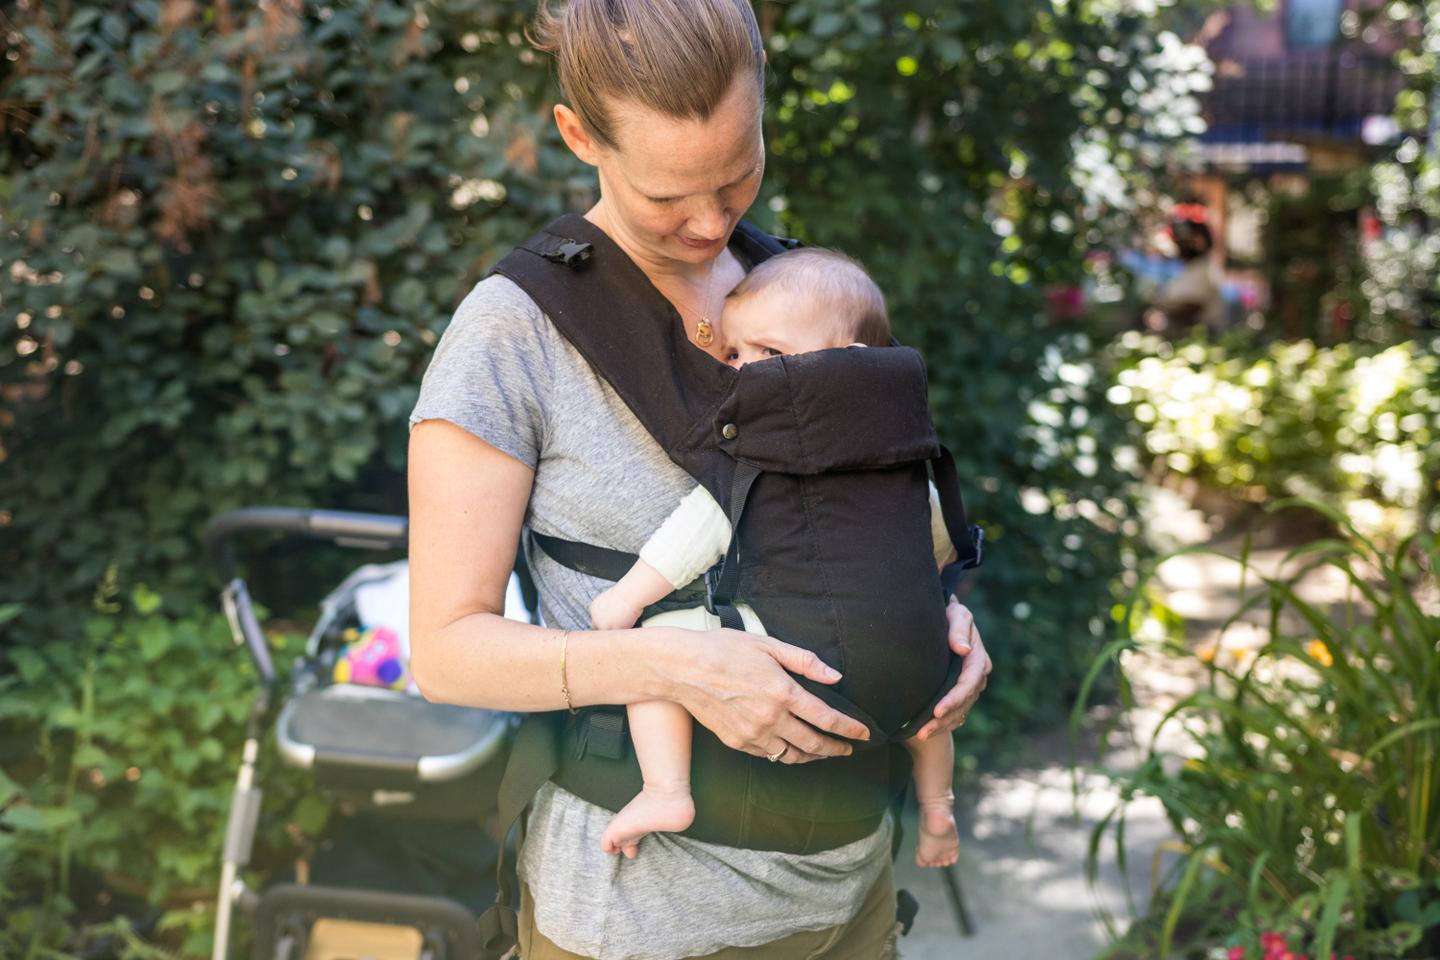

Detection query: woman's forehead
xmin=608 ymin=89 xmax=761 ymax=192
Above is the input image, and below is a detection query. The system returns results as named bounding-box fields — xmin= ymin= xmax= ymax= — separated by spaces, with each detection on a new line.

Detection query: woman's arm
xmin=407 ymin=419 xmax=867 ymax=757
xmin=408 ymin=418 xmax=659 ymax=710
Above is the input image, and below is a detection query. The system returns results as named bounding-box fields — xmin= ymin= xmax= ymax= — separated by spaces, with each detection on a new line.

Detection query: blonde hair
xmin=527 ymin=0 xmax=765 ymax=149
xmin=727 ymin=248 xmax=891 ymax=348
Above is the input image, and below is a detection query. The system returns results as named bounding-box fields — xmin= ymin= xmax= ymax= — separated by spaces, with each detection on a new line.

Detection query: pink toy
xmin=333 ymin=626 xmax=410 ymax=690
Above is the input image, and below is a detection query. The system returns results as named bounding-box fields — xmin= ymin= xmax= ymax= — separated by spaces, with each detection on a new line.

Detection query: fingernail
xmin=826 ymin=667 xmax=842 ymax=680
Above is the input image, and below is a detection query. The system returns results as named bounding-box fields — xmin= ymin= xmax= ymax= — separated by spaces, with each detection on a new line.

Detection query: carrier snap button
xmin=721 ymin=422 xmax=738 ymax=440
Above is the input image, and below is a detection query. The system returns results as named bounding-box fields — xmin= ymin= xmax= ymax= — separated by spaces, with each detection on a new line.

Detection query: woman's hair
xmin=528 ymin=0 xmax=765 ymax=149
xmin=727 ymin=248 xmax=891 ymax=348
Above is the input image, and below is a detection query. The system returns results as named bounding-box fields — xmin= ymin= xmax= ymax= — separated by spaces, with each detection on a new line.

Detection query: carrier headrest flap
xmin=710 ymin=346 xmax=940 ymax=474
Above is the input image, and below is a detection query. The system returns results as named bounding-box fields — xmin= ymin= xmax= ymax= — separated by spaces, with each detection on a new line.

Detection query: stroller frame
xmin=205 ymin=507 xmax=519 ymax=960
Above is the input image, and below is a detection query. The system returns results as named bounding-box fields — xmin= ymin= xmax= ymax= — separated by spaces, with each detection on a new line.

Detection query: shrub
xmin=0 ymin=577 xmax=312 ymax=957
xmin=1080 ymin=504 xmax=1440 ymax=960
xmin=1 ymin=0 xmax=1211 ymax=951
xmin=1107 ymin=332 xmax=1440 ymax=544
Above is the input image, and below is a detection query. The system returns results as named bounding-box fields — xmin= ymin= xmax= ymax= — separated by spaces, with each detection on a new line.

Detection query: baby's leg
xmin=905 ymin=733 xmax=960 ymax=868
xmin=599 ymin=700 xmax=696 ymax=859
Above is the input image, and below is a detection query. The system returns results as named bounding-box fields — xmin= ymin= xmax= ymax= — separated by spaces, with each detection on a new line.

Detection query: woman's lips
xmin=678 ymin=234 xmax=722 ymax=249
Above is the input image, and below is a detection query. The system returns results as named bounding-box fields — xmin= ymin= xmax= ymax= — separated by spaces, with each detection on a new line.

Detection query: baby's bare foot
xmin=916 ymin=794 xmax=960 ymax=868
xmin=600 ymin=782 xmax=695 ymax=859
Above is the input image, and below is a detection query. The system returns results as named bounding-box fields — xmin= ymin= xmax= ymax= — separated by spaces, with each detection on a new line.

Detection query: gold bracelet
xmin=559 ymin=629 xmax=577 ymax=715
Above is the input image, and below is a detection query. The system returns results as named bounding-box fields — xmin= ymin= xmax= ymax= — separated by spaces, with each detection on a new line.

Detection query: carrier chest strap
xmin=705 ymin=461 xmax=763 ymax=633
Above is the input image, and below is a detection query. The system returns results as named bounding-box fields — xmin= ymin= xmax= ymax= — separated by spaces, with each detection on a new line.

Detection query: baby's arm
xmin=589 ymin=485 xmax=731 ymax=629
xmin=928 ymin=481 xmax=959 ymax=571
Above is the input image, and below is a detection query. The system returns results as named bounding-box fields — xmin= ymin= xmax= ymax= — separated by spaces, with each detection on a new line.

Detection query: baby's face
xmin=718 ymin=290 xmax=855 ymax=369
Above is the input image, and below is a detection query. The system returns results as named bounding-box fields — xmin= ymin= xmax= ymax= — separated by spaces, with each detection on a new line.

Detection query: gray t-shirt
xmin=408 ymin=274 xmax=891 ymax=959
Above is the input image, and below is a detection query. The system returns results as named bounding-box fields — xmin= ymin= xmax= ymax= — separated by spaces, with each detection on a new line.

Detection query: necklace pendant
xmin=695 ymin=316 xmax=714 ymax=347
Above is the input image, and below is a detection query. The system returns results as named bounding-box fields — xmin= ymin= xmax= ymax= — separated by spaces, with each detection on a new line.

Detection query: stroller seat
xmin=277 ymin=685 xmax=511 ymax=797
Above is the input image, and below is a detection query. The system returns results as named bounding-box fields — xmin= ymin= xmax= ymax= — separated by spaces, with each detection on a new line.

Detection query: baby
xmin=589 ymin=247 xmax=962 ymax=869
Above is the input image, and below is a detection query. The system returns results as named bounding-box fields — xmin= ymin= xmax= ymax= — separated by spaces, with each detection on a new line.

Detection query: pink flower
xmin=1229 ymin=948 xmax=1246 ymax=960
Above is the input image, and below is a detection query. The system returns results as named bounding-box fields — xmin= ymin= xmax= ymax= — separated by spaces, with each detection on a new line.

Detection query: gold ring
xmin=766 ymin=747 xmax=786 ymax=762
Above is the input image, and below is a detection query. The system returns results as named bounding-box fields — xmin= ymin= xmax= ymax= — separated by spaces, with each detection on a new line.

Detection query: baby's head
xmin=719 ymin=248 xmax=890 ymax=369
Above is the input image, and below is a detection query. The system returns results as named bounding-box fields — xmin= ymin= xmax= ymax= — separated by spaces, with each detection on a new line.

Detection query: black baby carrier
xmin=476 ymin=214 xmax=984 ymax=955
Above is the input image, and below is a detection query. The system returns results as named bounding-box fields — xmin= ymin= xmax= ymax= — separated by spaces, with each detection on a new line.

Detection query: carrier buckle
xmin=543 ymin=239 xmax=593 ymax=269
xmin=702 ymin=565 xmax=727 ymax=616
xmin=959 ymin=525 xmax=985 ymax=571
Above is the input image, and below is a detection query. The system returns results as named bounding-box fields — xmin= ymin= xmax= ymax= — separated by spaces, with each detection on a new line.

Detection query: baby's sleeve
xmin=639 ymin=485 xmax=733 ymax=589
xmin=928 ymin=481 xmax=957 ymax=568
xmin=408 ymin=277 xmax=550 ymax=469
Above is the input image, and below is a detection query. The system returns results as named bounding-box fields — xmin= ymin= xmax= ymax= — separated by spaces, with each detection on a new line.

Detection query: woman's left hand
xmin=913 ymin=598 xmax=990 ymax=741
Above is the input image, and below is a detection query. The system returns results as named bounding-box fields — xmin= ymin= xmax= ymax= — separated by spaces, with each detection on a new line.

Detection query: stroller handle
xmin=204 ymin=507 xmax=408 ymax=582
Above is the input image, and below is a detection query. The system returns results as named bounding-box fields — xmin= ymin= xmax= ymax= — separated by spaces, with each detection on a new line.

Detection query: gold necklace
xmin=692 ymin=256 xmax=718 ymax=347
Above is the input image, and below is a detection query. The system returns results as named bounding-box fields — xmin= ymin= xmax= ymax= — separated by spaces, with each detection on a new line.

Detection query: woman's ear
xmin=554 ymin=104 xmax=601 ymax=167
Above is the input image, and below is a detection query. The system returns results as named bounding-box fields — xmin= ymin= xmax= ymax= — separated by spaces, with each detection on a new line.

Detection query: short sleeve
xmin=408 ymin=276 xmax=552 ymax=469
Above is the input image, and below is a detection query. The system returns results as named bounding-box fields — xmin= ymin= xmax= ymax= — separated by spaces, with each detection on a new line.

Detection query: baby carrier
xmin=477 ymin=214 xmax=984 ymax=954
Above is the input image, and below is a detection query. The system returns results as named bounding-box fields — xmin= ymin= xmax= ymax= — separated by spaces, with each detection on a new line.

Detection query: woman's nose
xmin=686 ymin=198 xmax=729 ymax=242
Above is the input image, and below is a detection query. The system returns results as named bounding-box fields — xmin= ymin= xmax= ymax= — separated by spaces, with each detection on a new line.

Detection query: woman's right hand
xmin=659 ymin=629 xmax=870 ymax=764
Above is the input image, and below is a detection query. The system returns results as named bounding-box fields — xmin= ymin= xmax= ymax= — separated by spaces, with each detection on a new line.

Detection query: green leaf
xmin=132 ymin=583 xmax=163 ymax=616
xmin=1 ymin=804 xmax=81 ymax=833
xmin=137 ymin=619 xmax=172 ymax=661
xmin=0 ymin=768 xmax=20 ymax=808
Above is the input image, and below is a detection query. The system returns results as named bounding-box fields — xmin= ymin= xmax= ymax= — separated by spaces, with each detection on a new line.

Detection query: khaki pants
xmin=517 ymin=861 xmax=901 ymax=959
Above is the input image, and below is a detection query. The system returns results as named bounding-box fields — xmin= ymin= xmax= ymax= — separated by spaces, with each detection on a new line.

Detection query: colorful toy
xmin=332 ymin=625 xmax=410 ymax=690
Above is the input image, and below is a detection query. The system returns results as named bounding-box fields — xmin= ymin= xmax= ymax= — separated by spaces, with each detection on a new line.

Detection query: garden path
xmin=895 ymin=484 xmax=1348 ymax=960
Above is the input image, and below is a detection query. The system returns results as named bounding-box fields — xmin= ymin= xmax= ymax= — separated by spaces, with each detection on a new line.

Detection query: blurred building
xmin=1181 ymin=0 xmax=1421 ymax=338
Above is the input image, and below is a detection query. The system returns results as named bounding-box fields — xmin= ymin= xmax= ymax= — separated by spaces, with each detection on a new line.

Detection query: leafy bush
xmin=0 ymin=577 xmax=313 ymax=957
xmin=1080 ymin=504 xmax=1440 ymax=959
xmin=1361 ymin=0 xmax=1440 ymax=339
xmin=1108 ymin=333 xmax=1440 ymax=543
xmin=0 ymin=0 xmax=1212 ymax=951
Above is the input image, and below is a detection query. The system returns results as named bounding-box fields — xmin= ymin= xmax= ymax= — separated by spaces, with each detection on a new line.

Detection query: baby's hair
xmin=726 ymin=247 xmax=891 ymax=347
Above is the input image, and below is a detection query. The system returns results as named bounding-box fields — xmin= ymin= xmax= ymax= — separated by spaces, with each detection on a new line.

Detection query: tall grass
xmin=1077 ymin=500 xmax=1440 ymax=959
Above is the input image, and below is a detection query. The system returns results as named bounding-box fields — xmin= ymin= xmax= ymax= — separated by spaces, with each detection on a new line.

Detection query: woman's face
xmin=555 ymin=74 xmax=765 ymax=270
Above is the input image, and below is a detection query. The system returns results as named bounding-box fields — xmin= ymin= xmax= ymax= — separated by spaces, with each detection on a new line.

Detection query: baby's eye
xmin=724 ymin=350 xmax=739 ymax=361
xmin=764 ymin=347 xmax=782 ymax=357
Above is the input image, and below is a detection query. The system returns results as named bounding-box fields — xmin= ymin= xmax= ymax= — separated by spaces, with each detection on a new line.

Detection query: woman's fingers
xmin=946 ymin=598 xmax=977 ymax=654
xmin=781 ymin=683 xmax=869 ymax=744
xmin=763 ymin=637 xmax=843 ymax=685
xmin=916 ymin=609 xmax=991 ymax=742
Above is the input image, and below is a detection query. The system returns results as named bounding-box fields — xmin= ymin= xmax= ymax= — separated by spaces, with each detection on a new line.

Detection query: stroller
xmin=205 ymin=507 xmax=534 ymax=960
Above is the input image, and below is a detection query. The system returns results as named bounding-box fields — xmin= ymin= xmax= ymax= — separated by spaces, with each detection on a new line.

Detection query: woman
xmin=407 ymin=1 xmax=992 ymax=956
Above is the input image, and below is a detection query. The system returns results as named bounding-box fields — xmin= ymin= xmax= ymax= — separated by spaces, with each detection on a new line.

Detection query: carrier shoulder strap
xmin=493 ymin=213 xmax=763 ymax=511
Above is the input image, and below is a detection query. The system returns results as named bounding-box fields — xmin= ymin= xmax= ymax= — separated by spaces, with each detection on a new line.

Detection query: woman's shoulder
xmin=447 ymin=273 xmax=548 ymax=338
xmin=427 ymin=273 xmax=573 ymax=369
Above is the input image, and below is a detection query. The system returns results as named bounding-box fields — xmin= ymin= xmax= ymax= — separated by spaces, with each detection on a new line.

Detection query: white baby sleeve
xmin=928 ymin=480 xmax=958 ymax=568
xmin=638 ymin=484 xmax=733 ymax=590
